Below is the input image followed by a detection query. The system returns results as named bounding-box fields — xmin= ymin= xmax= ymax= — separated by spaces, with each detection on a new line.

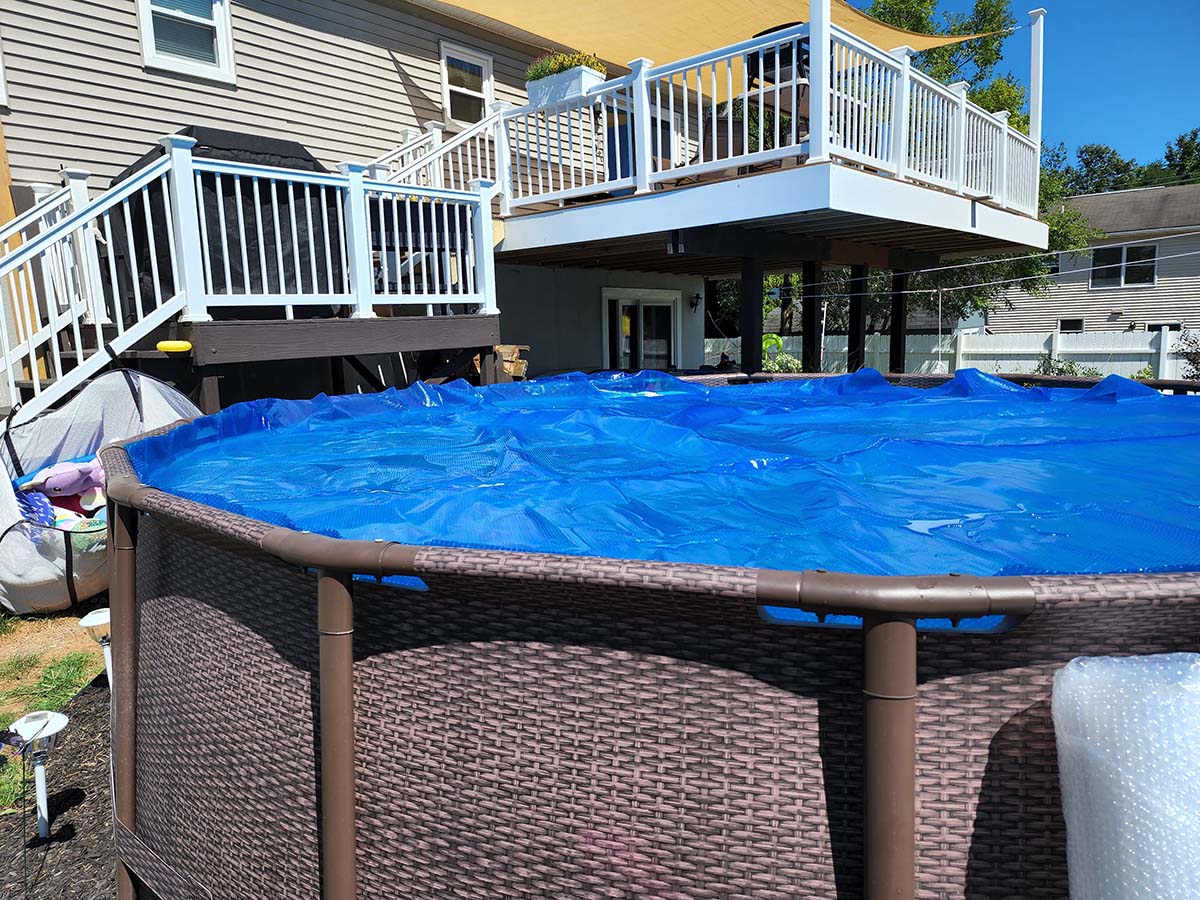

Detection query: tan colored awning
xmin=416 ymin=0 xmax=987 ymax=72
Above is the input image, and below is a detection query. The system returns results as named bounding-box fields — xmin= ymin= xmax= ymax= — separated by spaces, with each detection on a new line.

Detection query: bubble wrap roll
xmin=1052 ymin=654 xmax=1200 ymax=899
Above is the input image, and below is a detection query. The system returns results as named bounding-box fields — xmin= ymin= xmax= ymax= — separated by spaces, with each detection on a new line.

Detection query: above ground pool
xmin=128 ymin=368 xmax=1200 ymax=578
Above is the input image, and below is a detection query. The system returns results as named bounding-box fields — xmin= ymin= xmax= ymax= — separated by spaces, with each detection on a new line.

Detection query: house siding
xmin=989 ymin=233 xmax=1200 ymax=333
xmin=0 ymin=0 xmax=541 ymax=187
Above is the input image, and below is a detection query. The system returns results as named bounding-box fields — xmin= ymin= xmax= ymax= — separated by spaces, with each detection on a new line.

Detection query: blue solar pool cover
xmin=128 ymin=369 xmax=1200 ymax=628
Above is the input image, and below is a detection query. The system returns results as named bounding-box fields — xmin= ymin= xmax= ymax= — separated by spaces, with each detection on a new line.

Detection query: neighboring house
xmin=0 ymin=0 xmax=1050 ymax=416
xmin=988 ymin=183 xmax=1200 ymax=335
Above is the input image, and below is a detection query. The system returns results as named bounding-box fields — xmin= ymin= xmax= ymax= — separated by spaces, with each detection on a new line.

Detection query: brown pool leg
xmin=111 ymin=503 xmax=139 ymax=900
xmin=862 ymin=614 xmax=917 ymax=900
xmin=317 ymin=570 xmax=358 ymax=899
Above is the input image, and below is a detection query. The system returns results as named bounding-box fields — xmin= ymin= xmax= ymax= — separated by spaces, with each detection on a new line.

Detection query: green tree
xmin=1164 ymin=128 xmax=1200 ymax=182
xmin=1066 ymin=143 xmax=1140 ymax=194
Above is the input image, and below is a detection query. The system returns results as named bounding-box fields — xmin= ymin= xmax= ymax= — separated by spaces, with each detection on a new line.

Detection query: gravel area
xmin=1 ymin=678 xmax=115 ymax=899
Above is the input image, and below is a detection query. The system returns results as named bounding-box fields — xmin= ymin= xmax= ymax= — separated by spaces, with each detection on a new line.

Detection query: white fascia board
xmin=828 ymin=165 xmax=1049 ymax=250
xmin=499 ymin=164 xmax=834 ymax=253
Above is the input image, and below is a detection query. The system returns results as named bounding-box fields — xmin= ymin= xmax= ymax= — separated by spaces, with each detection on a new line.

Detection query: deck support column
xmin=862 ymin=614 xmax=917 ymax=900
xmin=848 ymin=264 xmax=869 ymax=372
xmin=110 ymin=503 xmax=139 ymax=900
xmin=889 ymin=271 xmax=909 ymax=373
xmin=739 ymin=256 xmax=764 ymax=374
xmin=801 ymin=260 xmax=823 ymax=373
xmin=317 ymin=570 xmax=358 ymax=900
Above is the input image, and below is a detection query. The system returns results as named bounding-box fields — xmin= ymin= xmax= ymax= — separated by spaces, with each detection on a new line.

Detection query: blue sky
xmin=851 ymin=0 xmax=1199 ymax=164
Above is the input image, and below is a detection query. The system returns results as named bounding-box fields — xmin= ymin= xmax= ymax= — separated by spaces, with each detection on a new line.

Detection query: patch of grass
xmin=0 ymin=653 xmax=41 ymax=681
xmin=0 ymin=753 xmax=29 ymax=813
xmin=2 ymin=652 xmax=96 ymax=713
xmin=0 ymin=612 xmax=16 ymax=638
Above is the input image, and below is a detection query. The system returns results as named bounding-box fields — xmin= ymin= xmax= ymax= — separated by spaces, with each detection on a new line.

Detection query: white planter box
xmin=525 ymin=66 xmax=605 ymax=108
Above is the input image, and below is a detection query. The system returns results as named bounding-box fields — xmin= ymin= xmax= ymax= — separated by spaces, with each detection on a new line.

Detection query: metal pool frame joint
xmin=105 ymin=446 xmax=1037 ymax=900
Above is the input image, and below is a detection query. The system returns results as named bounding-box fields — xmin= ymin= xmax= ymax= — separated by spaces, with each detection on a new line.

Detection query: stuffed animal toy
xmin=26 ymin=458 xmax=105 ymax=498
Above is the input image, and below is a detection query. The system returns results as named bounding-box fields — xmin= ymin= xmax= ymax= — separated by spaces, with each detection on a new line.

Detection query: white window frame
xmin=1089 ymin=244 xmax=1158 ymax=290
xmin=1057 ymin=318 xmax=1084 ymax=334
xmin=599 ymin=288 xmax=683 ymax=370
xmin=137 ymin=0 xmax=237 ymax=85
xmin=0 ymin=26 xmax=9 ymax=107
xmin=439 ymin=41 xmax=494 ymax=130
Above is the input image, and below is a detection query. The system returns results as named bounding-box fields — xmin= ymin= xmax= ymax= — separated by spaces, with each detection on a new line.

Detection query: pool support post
xmin=863 ymin=615 xmax=917 ymax=900
xmin=317 ymin=569 xmax=358 ymax=899
xmin=110 ymin=502 xmax=139 ymax=900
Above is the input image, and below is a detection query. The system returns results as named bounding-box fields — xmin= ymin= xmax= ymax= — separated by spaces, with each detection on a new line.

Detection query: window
xmin=1058 ymin=318 xmax=1084 ymax=334
xmin=138 ymin=0 xmax=236 ymax=84
xmin=440 ymin=42 xmax=493 ymax=127
xmin=1147 ymin=322 xmax=1182 ymax=333
xmin=1090 ymin=244 xmax=1157 ymax=289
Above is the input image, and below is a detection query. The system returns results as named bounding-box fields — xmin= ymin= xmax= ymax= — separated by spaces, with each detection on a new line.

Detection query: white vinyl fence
xmin=706 ymin=329 xmax=1184 ymax=378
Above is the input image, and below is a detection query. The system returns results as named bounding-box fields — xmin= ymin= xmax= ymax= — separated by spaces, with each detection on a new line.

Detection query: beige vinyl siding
xmin=0 ymin=0 xmax=541 ymax=187
xmin=989 ymin=232 xmax=1200 ymax=333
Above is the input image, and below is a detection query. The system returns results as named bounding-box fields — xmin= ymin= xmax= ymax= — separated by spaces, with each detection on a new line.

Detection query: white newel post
xmin=159 ymin=135 xmax=210 ymax=322
xmin=994 ymin=110 xmax=1010 ymax=207
xmin=948 ymin=81 xmax=970 ymax=193
xmin=61 ymin=169 xmax=109 ymax=325
xmin=337 ymin=163 xmax=376 ymax=319
xmin=889 ymin=47 xmax=914 ymax=181
xmin=1028 ymin=9 xmax=1046 ymax=150
xmin=628 ymin=58 xmax=655 ymax=194
xmin=490 ymin=101 xmax=514 ymax=217
xmin=808 ymin=0 xmax=832 ymax=162
xmin=1156 ymin=329 xmax=1172 ymax=379
xmin=469 ymin=178 xmax=498 ymax=314
xmin=423 ymin=122 xmax=445 ymax=188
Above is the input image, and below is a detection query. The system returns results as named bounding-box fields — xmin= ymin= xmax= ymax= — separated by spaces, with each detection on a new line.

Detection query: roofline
xmin=1066 ymin=182 xmax=1200 ymax=201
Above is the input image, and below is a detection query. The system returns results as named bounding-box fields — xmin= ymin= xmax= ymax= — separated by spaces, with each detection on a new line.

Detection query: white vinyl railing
xmin=0 ymin=134 xmax=497 ymax=423
xmin=372 ymin=19 xmax=1041 ymax=221
xmin=502 ymin=78 xmax=638 ymax=209
xmin=645 ymin=24 xmax=811 ymax=184
xmin=371 ymin=127 xmax=439 ymax=182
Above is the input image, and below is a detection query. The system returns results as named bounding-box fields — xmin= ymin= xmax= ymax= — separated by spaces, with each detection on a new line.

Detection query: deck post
xmin=423 ymin=123 xmax=446 ymax=189
xmin=888 ymin=48 xmax=914 ymax=181
xmin=807 ymin=0 xmax=832 ymax=163
xmin=469 ymin=178 xmax=498 ymax=314
xmin=1028 ymin=10 xmax=1046 ymax=150
xmin=61 ymin=168 xmax=110 ymax=325
xmin=337 ymin=163 xmax=377 ymax=320
xmin=993 ymin=110 xmax=1010 ymax=208
xmin=948 ymin=82 xmax=970 ymax=194
xmin=317 ymin=570 xmax=358 ymax=900
xmin=848 ymin=264 xmax=869 ymax=372
xmin=490 ymin=101 xmax=514 ymax=217
xmin=628 ymin=58 xmax=655 ymax=194
xmin=862 ymin=614 xmax=917 ymax=900
xmin=159 ymin=135 xmax=211 ymax=322
xmin=739 ymin=256 xmax=764 ymax=374
xmin=801 ymin=260 xmax=823 ymax=373
xmin=889 ymin=271 xmax=908 ymax=373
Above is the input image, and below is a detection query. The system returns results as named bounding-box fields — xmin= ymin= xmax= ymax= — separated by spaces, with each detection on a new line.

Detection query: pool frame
xmin=100 ymin=372 xmax=1200 ymax=900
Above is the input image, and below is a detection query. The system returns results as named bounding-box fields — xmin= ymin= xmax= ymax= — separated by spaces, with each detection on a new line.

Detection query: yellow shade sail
xmin=420 ymin=0 xmax=988 ymax=72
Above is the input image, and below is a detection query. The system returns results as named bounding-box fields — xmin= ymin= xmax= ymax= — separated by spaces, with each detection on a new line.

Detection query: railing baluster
xmin=252 ymin=177 xmax=269 ymax=296
xmin=234 ymin=176 xmax=250 ymax=294
xmin=304 ymin=184 xmax=318 ymax=294
xmin=142 ymin=187 xmax=164 ymax=309
xmin=101 ymin=213 xmax=125 ymax=336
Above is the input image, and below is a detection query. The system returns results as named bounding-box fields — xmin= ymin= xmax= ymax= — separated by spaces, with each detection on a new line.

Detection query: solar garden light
xmin=79 ymin=608 xmax=112 ymax=689
xmin=9 ymin=711 xmax=69 ymax=838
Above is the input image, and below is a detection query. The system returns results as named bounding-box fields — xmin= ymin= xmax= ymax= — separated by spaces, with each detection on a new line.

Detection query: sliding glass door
xmin=608 ymin=298 xmax=676 ymax=370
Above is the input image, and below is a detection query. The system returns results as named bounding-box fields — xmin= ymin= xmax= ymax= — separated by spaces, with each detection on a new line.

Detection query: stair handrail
xmin=370 ymin=129 xmax=437 ymax=175
xmin=0 ymin=157 xmax=172 ymax=286
xmin=388 ymin=110 xmax=502 ymax=186
xmin=0 ymin=185 xmax=73 ymax=250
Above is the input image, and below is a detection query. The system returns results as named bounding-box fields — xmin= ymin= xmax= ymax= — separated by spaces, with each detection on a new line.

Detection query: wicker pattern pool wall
xmin=100 ymin=375 xmax=1200 ymax=900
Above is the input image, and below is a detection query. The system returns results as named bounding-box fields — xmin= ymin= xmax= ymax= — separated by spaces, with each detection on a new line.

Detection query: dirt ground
xmin=0 ymin=679 xmax=115 ymax=899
